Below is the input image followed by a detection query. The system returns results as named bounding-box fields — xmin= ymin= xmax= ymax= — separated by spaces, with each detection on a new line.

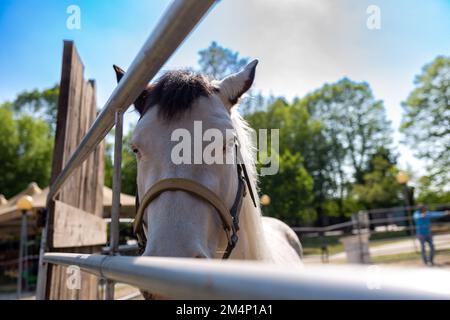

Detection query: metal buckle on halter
xmin=136 ymin=232 xmax=146 ymax=254
xmin=135 ymin=221 xmax=148 ymax=254
xmin=222 ymin=224 xmax=238 ymax=259
xmin=230 ymin=232 xmax=238 ymax=249
xmin=225 ymin=225 xmax=238 ymax=246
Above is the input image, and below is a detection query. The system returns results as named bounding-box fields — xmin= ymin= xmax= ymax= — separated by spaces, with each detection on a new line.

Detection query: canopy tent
xmin=101 ymin=185 xmax=136 ymax=218
xmin=0 ymin=183 xmax=136 ymax=240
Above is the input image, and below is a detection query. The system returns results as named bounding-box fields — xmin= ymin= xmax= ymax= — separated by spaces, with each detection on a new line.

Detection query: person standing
xmin=413 ymin=205 xmax=449 ymax=266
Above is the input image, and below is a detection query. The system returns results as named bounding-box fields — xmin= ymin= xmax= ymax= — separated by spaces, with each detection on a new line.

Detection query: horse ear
xmin=113 ymin=65 xmax=125 ymax=83
xmin=113 ymin=65 xmax=149 ymax=115
xmin=217 ymin=59 xmax=258 ymax=108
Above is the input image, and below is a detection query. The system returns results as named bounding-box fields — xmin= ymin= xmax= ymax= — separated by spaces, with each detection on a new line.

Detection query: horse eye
xmin=132 ymin=148 xmax=139 ymax=154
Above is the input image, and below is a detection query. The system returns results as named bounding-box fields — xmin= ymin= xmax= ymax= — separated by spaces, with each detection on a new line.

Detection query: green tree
xmin=104 ymin=131 xmax=137 ymax=196
xmin=121 ymin=131 xmax=137 ymax=196
xmin=198 ymin=41 xmax=249 ymax=79
xmin=0 ymin=86 xmax=124 ymax=200
xmin=0 ymin=106 xmax=20 ymax=197
xmin=10 ymin=85 xmax=59 ymax=133
xmin=247 ymin=99 xmax=332 ymax=225
xmin=401 ymin=56 xmax=450 ymax=187
xmin=258 ymin=151 xmax=314 ymax=225
xmin=415 ymin=175 xmax=450 ymax=204
xmin=303 ymin=78 xmax=392 ymax=185
xmin=298 ymin=78 xmax=393 ymax=219
xmin=104 ymin=142 xmax=113 ymax=188
xmin=247 ymin=79 xmax=394 ymax=223
xmin=198 ymin=42 xmax=270 ymax=115
xmin=352 ymin=148 xmax=402 ymax=209
xmin=0 ymin=105 xmax=53 ymax=198
xmin=0 ymin=86 xmax=58 ymax=196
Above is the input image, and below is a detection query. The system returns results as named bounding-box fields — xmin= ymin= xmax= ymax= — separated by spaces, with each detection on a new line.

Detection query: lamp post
xmin=16 ymin=195 xmax=33 ymax=299
xmin=396 ymin=171 xmax=417 ymax=251
xmin=260 ymin=195 xmax=271 ymax=215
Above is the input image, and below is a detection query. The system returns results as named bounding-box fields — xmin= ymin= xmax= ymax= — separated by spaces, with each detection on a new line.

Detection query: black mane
xmin=143 ymin=70 xmax=215 ymax=120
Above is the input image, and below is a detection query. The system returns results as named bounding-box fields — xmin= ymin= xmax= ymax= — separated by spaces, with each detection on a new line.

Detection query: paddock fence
xmin=293 ymin=204 xmax=450 ymax=265
xmin=36 ymin=0 xmax=450 ymax=300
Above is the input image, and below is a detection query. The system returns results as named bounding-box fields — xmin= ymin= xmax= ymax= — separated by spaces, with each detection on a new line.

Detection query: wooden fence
xmin=44 ymin=41 xmax=106 ymax=300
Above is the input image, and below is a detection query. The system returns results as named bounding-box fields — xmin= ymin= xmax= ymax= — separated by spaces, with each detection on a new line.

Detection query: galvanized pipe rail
xmin=43 ymin=253 xmax=450 ymax=300
xmin=105 ymin=110 xmax=124 ymax=300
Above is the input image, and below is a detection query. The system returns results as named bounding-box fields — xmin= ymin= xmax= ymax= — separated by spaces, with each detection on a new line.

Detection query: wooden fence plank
xmin=53 ymin=201 xmax=107 ymax=248
xmin=45 ymin=41 xmax=105 ymax=300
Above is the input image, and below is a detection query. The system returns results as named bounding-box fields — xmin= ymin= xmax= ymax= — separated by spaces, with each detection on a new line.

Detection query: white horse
xmin=114 ymin=61 xmax=302 ymax=269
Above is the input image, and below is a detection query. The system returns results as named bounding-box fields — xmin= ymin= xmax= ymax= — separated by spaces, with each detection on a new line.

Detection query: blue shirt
xmin=413 ymin=211 xmax=446 ymax=236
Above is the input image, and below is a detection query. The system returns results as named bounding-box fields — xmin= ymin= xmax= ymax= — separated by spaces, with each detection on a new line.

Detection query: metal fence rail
xmin=43 ymin=253 xmax=450 ymax=299
xmin=293 ymin=203 xmax=450 ymax=233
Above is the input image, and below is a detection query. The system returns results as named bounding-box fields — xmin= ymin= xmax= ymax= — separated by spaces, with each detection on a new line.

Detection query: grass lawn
xmin=369 ymin=236 xmax=413 ymax=248
xmin=300 ymin=230 xmax=413 ymax=255
xmin=303 ymin=236 xmax=434 ymax=256
xmin=303 ymin=244 xmax=343 ymax=256
xmin=301 ymin=228 xmax=450 ymax=257
xmin=371 ymin=248 xmax=450 ymax=264
xmin=301 ymin=234 xmax=411 ymax=256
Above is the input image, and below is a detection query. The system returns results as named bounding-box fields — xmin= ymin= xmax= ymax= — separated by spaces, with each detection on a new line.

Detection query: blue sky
xmin=1 ymin=0 xmax=449 ymax=179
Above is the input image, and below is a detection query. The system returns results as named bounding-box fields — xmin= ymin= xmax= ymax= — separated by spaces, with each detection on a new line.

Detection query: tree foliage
xmin=415 ymin=175 xmax=450 ymax=204
xmin=0 ymin=105 xmax=53 ymax=198
xmin=352 ymin=148 xmax=402 ymax=209
xmin=245 ymin=76 xmax=398 ymax=224
xmin=120 ymin=132 xmax=138 ymax=196
xmin=246 ymin=99 xmax=333 ymax=224
xmin=401 ymin=56 xmax=450 ymax=187
xmin=104 ymin=143 xmax=113 ymax=189
xmin=198 ymin=41 xmax=249 ymax=79
xmin=104 ymin=130 xmax=137 ymax=196
xmin=258 ymin=150 xmax=314 ymax=225
xmin=303 ymin=78 xmax=392 ymax=185
xmin=197 ymin=41 xmax=270 ymax=115
xmin=9 ymin=85 xmax=59 ymax=133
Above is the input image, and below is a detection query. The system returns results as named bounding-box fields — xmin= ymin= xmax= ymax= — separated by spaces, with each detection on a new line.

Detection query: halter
xmin=133 ymin=142 xmax=257 ymax=259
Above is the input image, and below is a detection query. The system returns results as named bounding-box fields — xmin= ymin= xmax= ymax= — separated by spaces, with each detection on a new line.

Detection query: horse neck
xmin=232 ymin=196 xmax=272 ymax=260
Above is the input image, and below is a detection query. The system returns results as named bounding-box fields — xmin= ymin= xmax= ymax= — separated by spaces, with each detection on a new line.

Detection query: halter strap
xmin=134 ymin=178 xmax=234 ymax=236
xmin=133 ymin=141 xmax=257 ymax=259
xmin=134 ymin=173 xmax=248 ymax=259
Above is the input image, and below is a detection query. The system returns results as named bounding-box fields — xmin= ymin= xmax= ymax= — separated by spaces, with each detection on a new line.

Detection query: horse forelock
xmin=139 ymin=70 xmax=217 ymax=121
